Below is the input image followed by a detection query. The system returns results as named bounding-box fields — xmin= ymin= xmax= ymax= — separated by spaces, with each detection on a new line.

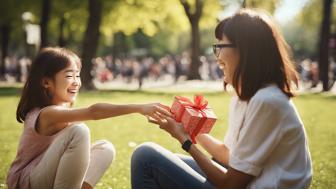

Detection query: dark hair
xmin=215 ymin=9 xmax=298 ymax=101
xmin=16 ymin=47 xmax=81 ymax=123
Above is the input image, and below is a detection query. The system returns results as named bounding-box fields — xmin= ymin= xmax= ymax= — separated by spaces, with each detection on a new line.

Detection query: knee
xmin=131 ymin=142 xmax=161 ymax=164
xmin=92 ymin=140 xmax=116 ymax=164
xmin=69 ymin=124 xmax=90 ymax=136
xmin=66 ymin=124 xmax=90 ymax=143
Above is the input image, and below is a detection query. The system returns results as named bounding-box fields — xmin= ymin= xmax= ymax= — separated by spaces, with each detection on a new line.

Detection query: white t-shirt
xmin=224 ymin=85 xmax=312 ymax=189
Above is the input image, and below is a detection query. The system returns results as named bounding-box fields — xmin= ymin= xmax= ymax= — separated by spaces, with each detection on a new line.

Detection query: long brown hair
xmin=16 ymin=47 xmax=81 ymax=123
xmin=215 ymin=9 xmax=298 ymax=101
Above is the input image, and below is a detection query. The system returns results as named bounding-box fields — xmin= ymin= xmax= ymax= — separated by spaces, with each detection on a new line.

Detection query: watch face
xmin=182 ymin=139 xmax=192 ymax=152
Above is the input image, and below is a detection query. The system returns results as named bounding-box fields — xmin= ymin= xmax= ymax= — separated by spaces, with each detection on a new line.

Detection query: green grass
xmin=0 ymin=87 xmax=335 ymax=189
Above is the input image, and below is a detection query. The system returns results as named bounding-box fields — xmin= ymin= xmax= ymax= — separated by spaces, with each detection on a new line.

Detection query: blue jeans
xmin=131 ymin=142 xmax=218 ymax=189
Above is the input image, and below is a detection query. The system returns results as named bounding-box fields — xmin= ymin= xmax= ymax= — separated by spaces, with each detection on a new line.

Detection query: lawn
xmin=0 ymin=87 xmax=335 ymax=189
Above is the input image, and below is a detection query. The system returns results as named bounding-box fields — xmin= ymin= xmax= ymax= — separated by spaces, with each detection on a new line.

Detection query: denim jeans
xmin=131 ymin=142 xmax=220 ymax=189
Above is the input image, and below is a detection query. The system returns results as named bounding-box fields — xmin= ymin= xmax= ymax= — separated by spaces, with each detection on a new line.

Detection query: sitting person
xmin=7 ymin=47 xmax=172 ymax=189
xmin=131 ymin=9 xmax=312 ymax=189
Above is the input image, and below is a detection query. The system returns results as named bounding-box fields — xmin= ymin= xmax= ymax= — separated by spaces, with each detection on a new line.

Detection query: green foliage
xmin=0 ymin=0 xmax=18 ymax=24
xmin=46 ymin=0 xmax=88 ymax=49
xmin=0 ymin=0 xmax=35 ymax=25
xmin=244 ymin=0 xmax=279 ymax=14
xmin=6 ymin=0 xmax=329 ymax=61
xmin=0 ymin=87 xmax=336 ymax=188
xmin=1 ymin=0 xmax=223 ymax=58
xmin=0 ymin=0 xmax=39 ymax=56
xmin=183 ymin=0 xmax=223 ymax=29
xmin=101 ymin=0 xmax=188 ymax=39
xmin=99 ymin=0 xmax=222 ymax=57
xmin=220 ymin=0 xmax=279 ymax=14
xmin=282 ymin=0 xmax=323 ymax=59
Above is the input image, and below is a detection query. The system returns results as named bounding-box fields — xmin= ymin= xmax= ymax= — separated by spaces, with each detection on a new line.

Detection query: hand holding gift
xmin=170 ymin=95 xmax=217 ymax=143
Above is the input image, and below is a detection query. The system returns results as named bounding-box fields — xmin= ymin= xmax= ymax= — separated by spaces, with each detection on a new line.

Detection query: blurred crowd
xmin=91 ymin=53 xmax=223 ymax=88
xmin=2 ymin=54 xmax=336 ymax=90
xmin=297 ymin=58 xmax=336 ymax=90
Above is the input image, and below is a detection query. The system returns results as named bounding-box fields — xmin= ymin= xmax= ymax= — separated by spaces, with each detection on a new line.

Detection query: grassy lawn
xmin=0 ymin=87 xmax=335 ymax=189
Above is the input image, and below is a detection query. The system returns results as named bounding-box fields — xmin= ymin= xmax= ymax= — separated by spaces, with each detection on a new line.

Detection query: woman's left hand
xmin=148 ymin=113 xmax=189 ymax=143
xmin=140 ymin=103 xmax=173 ymax=119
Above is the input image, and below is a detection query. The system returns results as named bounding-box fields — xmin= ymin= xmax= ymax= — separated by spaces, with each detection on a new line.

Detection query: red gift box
xmin=171 ymin=95 xmax=217 ymax=143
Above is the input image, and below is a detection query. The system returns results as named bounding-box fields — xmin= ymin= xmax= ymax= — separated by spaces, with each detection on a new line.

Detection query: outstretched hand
xmin=140 ymin=103 xmax=173 ymax=120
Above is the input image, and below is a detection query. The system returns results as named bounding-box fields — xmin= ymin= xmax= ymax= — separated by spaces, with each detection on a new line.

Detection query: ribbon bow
xmin=175 ymin=95 xmax=208 ymax=110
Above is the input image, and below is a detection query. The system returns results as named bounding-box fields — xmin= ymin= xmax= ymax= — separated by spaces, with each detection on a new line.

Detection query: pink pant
xmin=30 ymin=124 xmax=115 ymax=189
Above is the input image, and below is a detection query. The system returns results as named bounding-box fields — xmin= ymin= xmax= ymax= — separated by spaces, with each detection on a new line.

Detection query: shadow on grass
xmin=0 ymin=87 xmax=22 ymax=97
xmin=298 ymin=92 xmax=336 ymax=101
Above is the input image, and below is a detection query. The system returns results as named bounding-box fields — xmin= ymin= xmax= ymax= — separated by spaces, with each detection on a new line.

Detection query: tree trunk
xmin=180 ymin=0 xmax=203 ymax=80
xmin=111 ymin=32 xmax=121 ymax=66
xmin=40 ymin=0 xmax=51 ymax=49
xmin=81 ymin=0 xmax=102 ymax=90
xmin=318 ymin=0 xmax=333 ymax=91
xmin=58 ymin=14 xmax=66 ymax=47
xmin=189 ymin=20 xmax=201 ymax=79
xmin=242 ymin=0 xmax=246 ymax=8
xmin=0 ymin=23 xmax=10 ymax=79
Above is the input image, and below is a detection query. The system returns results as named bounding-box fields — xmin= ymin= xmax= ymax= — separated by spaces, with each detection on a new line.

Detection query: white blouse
xmin=224 ymin=85 xmax=312 ymax=189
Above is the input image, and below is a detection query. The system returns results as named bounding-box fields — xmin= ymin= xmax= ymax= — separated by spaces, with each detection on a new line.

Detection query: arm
xmin=150 ymin=117 xmax=254 ymax=189
xmin=38 ymin=103 xmax=171 ymax=135
xmin=196 ymin=134 xmax=230 ymax=167
xmin=179 ymin=132 xmax=253 ymax=189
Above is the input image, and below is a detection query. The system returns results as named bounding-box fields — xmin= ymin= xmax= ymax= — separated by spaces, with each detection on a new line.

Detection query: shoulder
xmin=24 ymin=107 xmax=46 ymax=129
xmin=25 ymin=107 xmax=47 ymax=123
xmin=38 ymin=105 xmax=69 ymax=135
xmin=248 ymin=85 xmax=291 ymax=112
xmin=26 ymin=108 xmax=40 ymax=119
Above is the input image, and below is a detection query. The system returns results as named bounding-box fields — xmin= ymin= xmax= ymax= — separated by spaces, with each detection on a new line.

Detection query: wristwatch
xmin=182 ymin=139 xmax=193 ymax=152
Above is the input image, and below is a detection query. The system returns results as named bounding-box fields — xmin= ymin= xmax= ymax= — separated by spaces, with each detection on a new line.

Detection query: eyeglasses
xmin=212 ymin=44 xmax=236 ymax=57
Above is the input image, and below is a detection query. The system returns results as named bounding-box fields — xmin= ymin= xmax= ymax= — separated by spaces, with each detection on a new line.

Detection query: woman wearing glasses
xmin=131 ymin=9 xmax=312 ymax=189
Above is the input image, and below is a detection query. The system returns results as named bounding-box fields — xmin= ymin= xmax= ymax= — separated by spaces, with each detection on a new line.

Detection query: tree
xmin=57 ymin=14 xmax=66 ymax=47
xmin=0 ymin=0 xmax=16 ymax=79
xmin=51 ymin=0 xmax=87 ymax=48
xmin=176 ymin=0 xmax=224 ymax=79
xmin=101 ymin=0 xmax=220 ymax=80
xmin=40 ymin=0 xmax=52 ymax=49
xmin=81 ymin=0 xmax=103 ymax=89
xmin=80 ymin=0 xmax=221 ymax=88
xmin=318 ymin=0 xmax=333 ymax=91
xmin=0 ymin=0 xmax=30 ymax=79
xmin=0 ymin=22 xmax=10 ymax=80
xmin=282 ymin=0 xmax=323 ymax=59
xmin=180 ymin=0 xmax=203 ymax=80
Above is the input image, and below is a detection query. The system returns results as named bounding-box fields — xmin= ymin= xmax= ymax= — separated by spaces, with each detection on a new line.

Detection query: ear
xmin=41 ymin=78 xmax=51 ymax=89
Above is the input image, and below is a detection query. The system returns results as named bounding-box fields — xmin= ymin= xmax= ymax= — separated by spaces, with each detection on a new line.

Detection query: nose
xmin=73 ymin=76 xmax=81 ymax=87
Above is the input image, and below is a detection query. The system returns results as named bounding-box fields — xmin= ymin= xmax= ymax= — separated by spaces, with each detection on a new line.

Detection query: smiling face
xmin=216 ymin=35 xmax=240 ymax=85
xmin=43 ymin=60 xmax=81 ymax=106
